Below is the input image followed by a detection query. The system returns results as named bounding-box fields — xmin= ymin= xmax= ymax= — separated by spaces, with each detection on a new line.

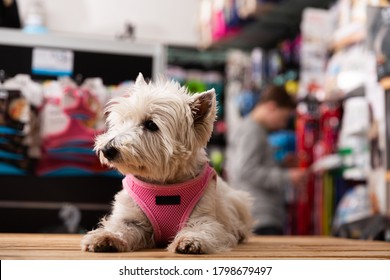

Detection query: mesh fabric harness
xmin=122 ymin=164 xmax=216 ymax=246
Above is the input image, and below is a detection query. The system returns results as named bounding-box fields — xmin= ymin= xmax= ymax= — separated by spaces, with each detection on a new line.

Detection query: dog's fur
xmin=81 ymin=73 xmax=252 ymax=254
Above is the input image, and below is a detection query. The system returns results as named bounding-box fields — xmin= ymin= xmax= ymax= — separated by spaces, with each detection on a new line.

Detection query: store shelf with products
xmin=0 ymin=28 xmax=166 ymax=233
xmin=203 ymin=0 xmax=390 ymax=239
xmin=0 ymin=176 xmax=121 ymax=233
xmin=0 ymin=27 xmax=166 ymax=83
xmin=295 ymin=1 xmax=390 ymax=238
xmin=200 ymin=0 xmax=335 ymax=50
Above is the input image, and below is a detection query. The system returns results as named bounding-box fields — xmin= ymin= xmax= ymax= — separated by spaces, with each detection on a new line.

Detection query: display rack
xmin=0 ymin=28 xmax=166 ymax=83
xmin=0 ymin=28 xmax=166 ymax=233
xmin=206 ymin=0 xmax=335 ymax=50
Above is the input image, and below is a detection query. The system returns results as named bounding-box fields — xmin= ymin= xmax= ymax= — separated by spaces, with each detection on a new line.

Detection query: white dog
xmin=81 ymin=73 xmax=252 ymax=254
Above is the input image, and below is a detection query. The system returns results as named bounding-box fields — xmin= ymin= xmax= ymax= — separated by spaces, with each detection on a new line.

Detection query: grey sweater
xmin=226 ymin=116 xmax=290 ymax=229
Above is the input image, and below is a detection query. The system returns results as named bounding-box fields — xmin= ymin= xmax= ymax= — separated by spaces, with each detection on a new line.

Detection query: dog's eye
xmin=143 ymin=120 xmax=159 ymax=132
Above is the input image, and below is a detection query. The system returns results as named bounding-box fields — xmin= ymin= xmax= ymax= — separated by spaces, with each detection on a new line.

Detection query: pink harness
xmin=122 ymin=164 xmax=216 ymax=246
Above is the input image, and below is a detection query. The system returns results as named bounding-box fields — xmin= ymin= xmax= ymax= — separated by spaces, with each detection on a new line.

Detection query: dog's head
xmin=95 ymin=73 xmax=216 ymax=182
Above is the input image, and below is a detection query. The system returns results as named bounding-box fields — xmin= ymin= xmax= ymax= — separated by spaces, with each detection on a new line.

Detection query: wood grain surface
xmin=1 ymin=234 xmax=390 ymax=260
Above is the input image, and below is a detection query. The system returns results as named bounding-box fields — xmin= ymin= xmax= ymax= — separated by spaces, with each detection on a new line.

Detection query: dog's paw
xmin=81 ymin=230 xmax=128 ymax=252
xmin=171 ymin=237 xmax=207 ymax=254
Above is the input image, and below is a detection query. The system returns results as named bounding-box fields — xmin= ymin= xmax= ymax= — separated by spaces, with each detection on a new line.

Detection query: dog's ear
xmin=135 ymin=73 xmax=147 ymax=86
xmin=189 ymin=89 xmax=217 ymax=141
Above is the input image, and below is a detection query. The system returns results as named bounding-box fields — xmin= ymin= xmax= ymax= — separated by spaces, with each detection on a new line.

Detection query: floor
xmin=1 ymin=233 xmax=390 ymax=259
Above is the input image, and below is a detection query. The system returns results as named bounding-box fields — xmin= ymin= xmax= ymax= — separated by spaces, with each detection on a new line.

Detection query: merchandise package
xmin=0 ymin=74 xmax=43 ymax=175
xmin=299 ymin=8 xmax=333 ymax=99
xmin=37 ymin=78 xmax=120 ymax=176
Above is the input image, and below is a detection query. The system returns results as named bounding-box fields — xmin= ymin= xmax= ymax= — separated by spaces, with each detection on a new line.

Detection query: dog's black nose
xmin=102 ymin=146 xmax=119 ymax=161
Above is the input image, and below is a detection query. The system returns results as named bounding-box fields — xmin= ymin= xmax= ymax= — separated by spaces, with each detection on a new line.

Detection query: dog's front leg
xmin=81 ymin=190 xmax=154 ymax=252
xmin=168 ymin=179 xmax=238 ymax=254
xmin=81 ymin=217 xmax=153 ymax=252
xmin=167 ymin=216 xmax=237 ymax=254
xmin=80 ymin=226 xmax=129 ymax=252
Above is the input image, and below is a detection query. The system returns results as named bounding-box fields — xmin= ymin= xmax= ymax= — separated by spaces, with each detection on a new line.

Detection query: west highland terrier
xmin=81 ymin=73 xmax=252 ymax=254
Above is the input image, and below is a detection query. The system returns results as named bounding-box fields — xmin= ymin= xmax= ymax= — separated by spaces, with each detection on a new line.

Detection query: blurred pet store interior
xmin=0 ymin=0 xmax=390 ymax=241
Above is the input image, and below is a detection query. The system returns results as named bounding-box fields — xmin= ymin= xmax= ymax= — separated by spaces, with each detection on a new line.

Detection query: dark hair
xmin=258 ymin=85 xmax=296 ymax=109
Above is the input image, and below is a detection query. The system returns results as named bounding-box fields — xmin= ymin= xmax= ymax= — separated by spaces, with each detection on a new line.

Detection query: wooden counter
xmin=1 ymin=233 xmax=390 ymax=259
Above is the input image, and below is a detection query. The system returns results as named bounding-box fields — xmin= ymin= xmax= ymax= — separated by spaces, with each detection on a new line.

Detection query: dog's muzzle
xmin=101 ymin=145 xmax=119 ymax=161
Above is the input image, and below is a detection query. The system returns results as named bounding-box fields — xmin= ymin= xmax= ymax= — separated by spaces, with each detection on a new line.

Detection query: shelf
xmin=0 ymin=28 xmax=163 ymax=59
xmin=0 ymin=27 xmax=166 ymax=82
xmin=0 ymin=175 xmax=122 ymax=232
xmin=208 ymin=0 xmax=335 ymax=50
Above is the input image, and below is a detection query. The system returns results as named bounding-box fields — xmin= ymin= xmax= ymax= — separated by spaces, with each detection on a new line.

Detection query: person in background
xmin=227 ymin=84 xmax=307 ymax=235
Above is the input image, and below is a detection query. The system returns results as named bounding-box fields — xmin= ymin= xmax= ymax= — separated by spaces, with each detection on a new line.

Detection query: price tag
xmin=32 ymin=47 xmax=74 ymax=76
